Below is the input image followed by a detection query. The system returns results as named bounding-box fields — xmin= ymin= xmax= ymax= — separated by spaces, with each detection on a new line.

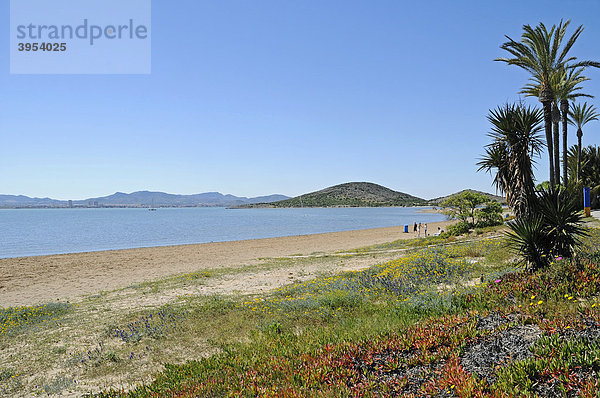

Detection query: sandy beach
xmin=0 ymin=220 xmax=454 ymax=308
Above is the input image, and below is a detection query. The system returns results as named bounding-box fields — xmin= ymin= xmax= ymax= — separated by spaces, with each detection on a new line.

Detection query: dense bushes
xmin=506 ymin=188 xmax=587 ymax=271
xmin=441 ymin=191 xmax=504 ymax=236
xmin=443 ymin=221 xmax=472 ymax=237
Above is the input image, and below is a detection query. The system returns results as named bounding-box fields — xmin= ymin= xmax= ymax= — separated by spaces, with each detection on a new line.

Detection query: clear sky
xmin=2 ymin=0 xmax=600 ymax=200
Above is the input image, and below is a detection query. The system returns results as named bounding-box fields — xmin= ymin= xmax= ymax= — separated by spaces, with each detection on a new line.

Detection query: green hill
xmin=428 ymin=189 xmax=506 ymax=206
xmin=248 ymin=182 xmax=427 ymax=208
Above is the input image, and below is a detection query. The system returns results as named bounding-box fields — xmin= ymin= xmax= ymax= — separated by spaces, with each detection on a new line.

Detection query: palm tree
xmin=568 ymin=103 xmax=599 ymax=180
xmin=566 ymin=145 xmax=581 ymax=183
xmin=496 ymin=20 xmax=599 ymax=189
xmin=555 ymin=68 xmax=592 ymax=184
xmin=566 ymin=145 xmax=600 ymax=186
xmin=521 ymin=67 xmax=592 ymax=186
xmin=478 ymin=103 xmax=544 ymax=219
xmin=522 ymin=68 xmax=592 ymax=185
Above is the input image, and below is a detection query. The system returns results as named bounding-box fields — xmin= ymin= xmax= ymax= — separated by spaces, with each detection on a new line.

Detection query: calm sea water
xmin=0 ymin=207 xmax=446 ymax=258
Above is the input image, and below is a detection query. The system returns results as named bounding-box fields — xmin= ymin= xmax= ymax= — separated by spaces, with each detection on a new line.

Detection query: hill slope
xmin=428 ymin=189 xmax=506 ymax=205
xmin=0 ymin=195 xmax=64 ymax=207
xmin=246 ymin=182 xmax=427 ymax=208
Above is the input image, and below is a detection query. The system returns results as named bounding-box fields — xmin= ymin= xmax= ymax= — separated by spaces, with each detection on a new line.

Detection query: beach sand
xmin=0 ymin=220 xmax=454 ymax=308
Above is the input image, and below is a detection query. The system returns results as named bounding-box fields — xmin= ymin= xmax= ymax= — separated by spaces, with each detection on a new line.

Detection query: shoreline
xmin=0 ymin=220 xmax=454 ymax=308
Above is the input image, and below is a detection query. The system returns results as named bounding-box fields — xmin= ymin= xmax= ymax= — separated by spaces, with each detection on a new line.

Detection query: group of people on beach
xmin=413 ymin=222 xmax=426 ymax=237
xmin=413 ymin=222 xmax=443 ymax=238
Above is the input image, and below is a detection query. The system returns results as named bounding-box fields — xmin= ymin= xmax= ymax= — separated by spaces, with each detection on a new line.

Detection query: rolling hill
xmin=241 ymin=182 xmax=428 ymax=208
xmin=428 ymin=189 xmax=506 ymax=205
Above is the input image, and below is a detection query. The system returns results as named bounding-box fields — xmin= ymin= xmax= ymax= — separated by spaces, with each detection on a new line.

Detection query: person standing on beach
xmin=424 ymin=224 xmax=428 ymax=237
xmin=417 ymin=222 xmax=421 ymax=238
xmin=413 ymin=222 xmax=417 ymax=233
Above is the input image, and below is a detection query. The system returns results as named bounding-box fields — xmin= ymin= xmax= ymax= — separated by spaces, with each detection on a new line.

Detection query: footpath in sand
xmin=0 ymin=221 xmax=454 ymax=308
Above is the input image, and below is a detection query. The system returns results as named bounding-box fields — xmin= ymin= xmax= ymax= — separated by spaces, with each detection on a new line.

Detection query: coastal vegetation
xmin=441 ymin=188 xmax=504 ymax=229
xmin=487 ymin=19 xmax=598 ymax=275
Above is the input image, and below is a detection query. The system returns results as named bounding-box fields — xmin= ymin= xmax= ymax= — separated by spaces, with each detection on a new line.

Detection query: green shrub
xmin=442 ymin=221 xmax=471 ymax=237
xmin=476 ymin=201 xmax=504 ymax=227
xmin=506 ymin=188 xmax=587 ymax=270
xmin=536 ymin=188 xmax=588 ymax=257
xmin=505 ymin=215 xmax=551 ymax=271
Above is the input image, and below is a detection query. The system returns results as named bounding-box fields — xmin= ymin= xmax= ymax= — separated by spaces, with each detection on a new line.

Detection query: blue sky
xmin=2 ymin=0 xmax=600 ymax=200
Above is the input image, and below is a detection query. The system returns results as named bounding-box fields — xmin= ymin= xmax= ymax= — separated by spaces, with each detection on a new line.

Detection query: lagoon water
xmin=0 ymin=207 xmax=446 ymax=259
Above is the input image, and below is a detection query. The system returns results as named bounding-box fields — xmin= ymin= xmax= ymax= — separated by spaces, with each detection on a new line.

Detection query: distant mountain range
xmin=0 ymin=195 xmax=66 ymax=208
xmin=0 ymin=184 xmax=505 ymax=209
xmin=0 ymin=191 xmax=290 ymax=208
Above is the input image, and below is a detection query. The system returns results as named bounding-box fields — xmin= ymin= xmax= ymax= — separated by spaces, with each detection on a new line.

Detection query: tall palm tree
xmin=568 ymin=102 xmax=599 ymax=181
xmin=478 ymin=103 xmax=544 ymax=219
xmin=558 ymin=69 xmax=592 ymax=184
xmin=496 ymin=20 xmax=599 ymax=189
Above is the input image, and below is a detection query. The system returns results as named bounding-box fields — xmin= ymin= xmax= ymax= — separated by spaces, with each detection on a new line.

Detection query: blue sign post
xmin=584 ymin=186 xmax=591 ymax=217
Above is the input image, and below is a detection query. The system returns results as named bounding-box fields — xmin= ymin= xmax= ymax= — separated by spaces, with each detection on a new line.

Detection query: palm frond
xmin=568 ymin=102 xmax=599 ymax=128
xmin=497 ymin=20 xmax=599 ymax=101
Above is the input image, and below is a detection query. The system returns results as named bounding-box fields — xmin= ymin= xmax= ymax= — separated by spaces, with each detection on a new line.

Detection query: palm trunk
xmin=543 ymin=103 xmax=555 ymax=189
xmin=561 ymin=100 xmax=569 ymax=185
xmin=541 ymin=90 xmax=555 ymax=190
xmin=552 ymin=103 xmax=561 ymax=187
xmin=577 ymin=129 xmax=583 ymax=181
xmin=545 ymin=118 xmax=556 ymax=188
